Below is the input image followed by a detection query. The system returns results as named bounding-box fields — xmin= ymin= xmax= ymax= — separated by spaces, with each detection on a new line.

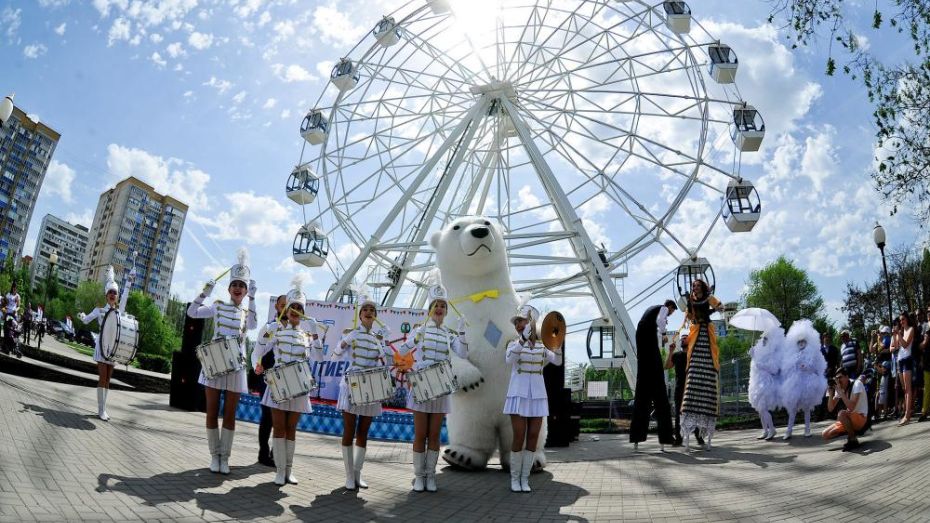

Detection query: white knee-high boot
xmin=341 ymin=446 xmax=356 ymax=490
xmin=207 ymin=428 xmax=221 ymax=473
xmin=804 ymin=409 xmax=812 ymax=437
xmin=763 ymin=411 xmax=776 ymax=440
xmin=520 ymin=450 xmax=534 ymax=492
xmin=285 ymin=440 xmax=298 ymax=484
xmin=704 ymin=432 xmax=713 ymax=450
xmin=272 ymin=438 xmax=287 ymax=486
xmin=354 ymin=446 xmax=368 ymax=489
xmin=784 ymin=409 xmax=796 ymax=440
xmin=509 ymin=452 xmax=522 ymax=492
xmin=219 ymin=428 xmax=234 ymax=474
xmin=756 ymin=410 xmax=768 ymax=439
xmin=97 ymin=387 xmax=110 ymax=421
xmin=425 ymin=449 xmax=439 ymax=493
xmin=411 ymin=451 xmax=426 ymax=492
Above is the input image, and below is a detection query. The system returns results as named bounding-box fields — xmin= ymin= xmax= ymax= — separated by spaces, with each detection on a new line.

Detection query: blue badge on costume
xmin=484 ymin=321 xmax=502 ymax=348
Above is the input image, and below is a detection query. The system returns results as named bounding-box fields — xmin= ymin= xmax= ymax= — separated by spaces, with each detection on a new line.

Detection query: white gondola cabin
xmin=373 ymin=17 xmax=400 ymax=47
xmin=331 ymin=58 xmax=360 ymax=92
xmin=293 ymin=222 xmax=329 ymax=268
xmin=286 ymin=164 xmax=320 ymax=205
xmin=300 ymin=110 xmax=329 ymax=145
xmin=722 ymin=178 xmax=761 ymax=232
xmin=663 ymin=1 xmax=691 ymax=34
xmin=586 ymin=318 xmax=622 ymax=370
xmin=428 ymin=0 xmax=451 ymax=15
xmin=674 ymin=255 xmax=715 ymax=304
xmin=708 ymin=43 xmax=738 ymax=84
xmin=326 ymin=283 xmax=359 ymax=304
xmin=731 ymin=103 xmax=765 ymax=152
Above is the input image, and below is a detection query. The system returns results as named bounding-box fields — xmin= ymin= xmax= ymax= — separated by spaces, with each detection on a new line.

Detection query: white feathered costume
xmin=748 ymin=326 xmax=784 ymax=439
xmin=778 ymin=320 xmax=826 ymax=439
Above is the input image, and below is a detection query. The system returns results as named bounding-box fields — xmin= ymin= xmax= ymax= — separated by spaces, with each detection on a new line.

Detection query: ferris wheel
xmin=285 ymin=0 xmax=765 ymax=384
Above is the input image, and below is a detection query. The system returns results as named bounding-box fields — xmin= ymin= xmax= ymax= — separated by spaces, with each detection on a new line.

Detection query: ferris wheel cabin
xmin=293 ymin=222 xmax=329 ymax=268
xmin=674 ymin=256 xmax=715 ymax=308
xmin=331 ymin=58 xmax=360 ymax=92
xmin=722 ymin=179 xmax=761 ymax=232
xmin=732 ymin=103 xmax=766 ymax=152
xmin=286 ymin=164 xmax=320 ymax=205
xmin=300 ymin=110 xmax=329 ymax=145
xmin=326 ymin=283 xmax=359 ymax=304
xmin=587 ymin=318 xmax=623 ymax=370
xmin=373 ymin=17 xmax=401 ymax=47
xmin=663 ymin=1 xmax=691 ymax=34
xmin=708 ymin=43 xmax=738 ymax=84
xmin=428 ymin=0 xmax=451 ymax=15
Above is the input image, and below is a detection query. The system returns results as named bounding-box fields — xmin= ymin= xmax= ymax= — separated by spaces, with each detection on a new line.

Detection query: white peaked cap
xmin=358 ymin=294 xmax=378 ymax=309
xmin=286 ymin=275 xmax=307 ymax=309
xmin=104 ymin=266 xmax=119 ymax=294
xmin=510 ymin=304 xmax=539 ymax=325
xmin=427 ymin=284 xmax=448 ymax=306
xmin=230 ymin=247 xmax=251 ymax=284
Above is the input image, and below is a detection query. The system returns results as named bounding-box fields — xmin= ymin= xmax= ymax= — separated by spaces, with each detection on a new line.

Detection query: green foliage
xmin=163 ymin=295 xmax=187 ymax=339
xmin=136 ymin=353 xmax=172 ymax=373
xmin=718 ymin=334 xmax=752 ymax=361
xmin=769 ymin=0 xmax=930 ymax=221
xmin=744 ymin=256 xmax=825 ymax=328
xmin=126 ymin=291 xmax=180 ymax=358
xmin=583 ymin=365 xmax=632 ymax=400
xmin=74 ymin=281 xmax=104 ymax=332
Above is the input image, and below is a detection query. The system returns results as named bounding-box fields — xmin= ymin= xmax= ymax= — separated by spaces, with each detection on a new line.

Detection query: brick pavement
xmin=1 ymin=372 xmax=928 ymax=522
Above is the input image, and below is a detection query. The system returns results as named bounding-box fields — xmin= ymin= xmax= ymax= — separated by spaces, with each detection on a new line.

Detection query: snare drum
xmin=196 ymin=337 xmax=245 ymax=380
xmin=100 ymin=310 xmax=140 ymax=365
xmin=265 ymin=360 xmax=317 ymax=403
xmin=345 ymin=367 xmax=394 ymax=406
xmin=408 ymin=360 xmax=458 ymax=403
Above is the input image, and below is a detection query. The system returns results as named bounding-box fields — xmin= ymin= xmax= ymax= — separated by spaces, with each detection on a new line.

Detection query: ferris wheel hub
xmin=469 ymin=79 xmax=516 ymax=99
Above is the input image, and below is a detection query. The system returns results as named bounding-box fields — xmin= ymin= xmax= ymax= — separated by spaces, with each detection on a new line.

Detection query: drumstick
xmin=213 ymin=267 xmax=231 ymax=282
xmin=446 ymin=301 xmax=470 ymax=328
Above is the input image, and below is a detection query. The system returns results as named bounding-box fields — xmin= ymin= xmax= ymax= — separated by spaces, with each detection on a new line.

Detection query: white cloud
xmin=231 ymin=90 xmax=247 ymax=104
xmin=271 ymin=63 xmax=314 ymax=83
xmin=149 ymin=32 xmax=162 ymax=43
xmin=23 ymin=43 xmax=48 ymax=59
xmin=1 ymin=7 xmax=22 ymax=43
xmin=258 ymin=11 xmax=271 ymax=27
xmin=105 ymin=144 xmax=211 ymax=210
xmin=202 ymin=76 xmax=232 ymax=94
xmin=279 ymin=108 xmax=291 ymax=119
xmin=166 ymin=41 xmax=185 ymax=58
xmin=205 ymin=191 xmax=297 ymax=246
xmin=316 ymin=60 xmax=334 ymax=79
xmin=183 ymin=90 xmax=194 ymax=98
xmin=235 ymin=0 xmax=264 ymax=18
xmin=188 ymin=31 xmax=214 ymax=50
xmin=312 ymin=3 xmax=367 ymax=47
xmin=150 ymin=51 xmax=167 ymax=68
xmin=65 ymin=209 xmax=94 ymax=228
xmin=43 ymin=160 xmax=76 ymax=203
xmin=39 ymin=0 xmax=71 ymax=7
xmin=107 ymin=17 xmax=131 ymax=46
xmin=54 ymin=22 xmax=67 ymax=36
xmin=262 ymin=97 xmax=277 ymax=110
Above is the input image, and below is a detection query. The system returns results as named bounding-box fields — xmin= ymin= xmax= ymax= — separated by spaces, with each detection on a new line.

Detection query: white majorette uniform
xmin=399 ymin=287 xmax=468 ymax=414
xmin=333 ymin=299 xmax=393 ymax=418
xmin=78 ymin=266 xmax=132 ymax=367
xmin=251 ymin=316 xmax=324 ymax=414
xmin=503 ymin=305 xmax=562 ymax=418
xmin=187 ymin=258 xmax=258 ymax=394
xmin=3 ymin=291 xmax=20 ymax=316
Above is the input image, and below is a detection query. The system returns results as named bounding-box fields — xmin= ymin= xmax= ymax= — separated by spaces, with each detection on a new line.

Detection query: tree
xmin=126 ymin=291 xmax=180 ymax=358
xmin=769 ymin=1 xmax=930 ymax=221
xmin=164 ymin=295 xmax=188 ymax=339
xmin=744 ymin=256 xmax=825 ymax=329
xmin=74 ymin=280 xmax=104 ymax=332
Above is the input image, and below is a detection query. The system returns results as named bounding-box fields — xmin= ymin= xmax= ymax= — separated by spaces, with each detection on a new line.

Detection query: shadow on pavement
xmin=292 ymin=488 xmax=379 ymax=522
xmin=19 ymin=403 xmax=97 ymax=431
xmin=826 ymin=439 xmax=891 ymax=455
xmin=655 ymin=447 xmax=797 ymax=468
xmin=196 ymin=482 xmax=287 ymax=520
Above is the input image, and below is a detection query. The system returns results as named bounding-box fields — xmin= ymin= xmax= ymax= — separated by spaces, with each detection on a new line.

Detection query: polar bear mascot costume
xmin=748 ymin=326 xmax=784 ymax=440
xmin=778 ymin=319 xmax=826 ymax=439
xmin=431 ymin=216 xmax=546 ymax=471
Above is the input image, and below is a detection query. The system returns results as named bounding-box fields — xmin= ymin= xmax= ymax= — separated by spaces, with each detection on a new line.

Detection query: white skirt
xmin=406 ymin=392 xmax=450 ymax=414
xmin=336 ymin=379 xmax=383 ymax=417
xmin=261 ymin=388 xmax=313 ymax=414
xmin=199 ymin=369 xmax=248 ymax=394
xmin=503 ymin=396 xmax=549 ymax=417
xmin=93 ymin=343 xmax=115 ymax=366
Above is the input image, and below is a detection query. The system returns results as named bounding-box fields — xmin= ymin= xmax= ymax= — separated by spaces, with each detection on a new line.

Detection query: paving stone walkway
xmin=1 ymin=372 xmax=928 ymax=522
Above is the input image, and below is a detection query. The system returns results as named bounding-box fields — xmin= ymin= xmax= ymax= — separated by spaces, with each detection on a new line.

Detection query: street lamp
xmin=873 ymin=223 xmax=894 ymax=329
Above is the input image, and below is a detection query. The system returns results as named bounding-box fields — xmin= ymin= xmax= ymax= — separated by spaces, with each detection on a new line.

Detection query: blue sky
xmin=3 ymin=0 xmax=926 ymax=364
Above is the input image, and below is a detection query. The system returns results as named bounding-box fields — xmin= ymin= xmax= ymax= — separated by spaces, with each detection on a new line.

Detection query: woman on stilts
xmin=679 ymin=279 xmax=724 ymax=452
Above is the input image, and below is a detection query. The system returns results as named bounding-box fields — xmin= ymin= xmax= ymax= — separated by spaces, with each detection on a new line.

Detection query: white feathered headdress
xmin=104 ymin=266 xmax=119 ymax=294
xmin=286 ymin=274 xmax=307 ymax=309
xmin=230 ymin=247 xmax=251 ymax=285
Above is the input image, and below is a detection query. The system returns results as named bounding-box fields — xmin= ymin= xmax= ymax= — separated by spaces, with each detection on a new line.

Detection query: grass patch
xmin=64 ymin=341 xmax=95 ymax=357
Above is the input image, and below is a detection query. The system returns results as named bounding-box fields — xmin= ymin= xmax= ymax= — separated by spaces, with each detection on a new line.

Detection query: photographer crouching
xmin=822 ymin=368 xmax=874 ymax=451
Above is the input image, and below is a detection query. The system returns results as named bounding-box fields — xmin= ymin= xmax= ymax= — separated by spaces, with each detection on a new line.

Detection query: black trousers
xmin=258 ymin=404 xmax=273 ymax=455
xmin=629 ymin=373 xmax=674 ymax=444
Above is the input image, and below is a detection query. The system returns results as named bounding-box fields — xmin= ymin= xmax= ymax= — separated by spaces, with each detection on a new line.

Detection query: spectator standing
xmin=920 ymin=306 xmax=930 ymax=422
xmin=820 ymin=333 xmax=840 ymax=379
xmin=21 ymin=303 xmax=33 ymax=345
xmin=839 ymin=330 xmax=861 ymax=378
xmin=892 ymin=312 xmax=916 ymax=425
xmin=914 ymin=309 xmax=926 ymax=418
xmin=822 ymin=368 xmax=872 ymax=451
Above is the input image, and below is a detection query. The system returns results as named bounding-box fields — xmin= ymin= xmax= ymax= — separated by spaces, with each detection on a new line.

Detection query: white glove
xmin=377 ymin=324 xmax=392 ymax=339
xmin=457 ymin=316 xmax=466 ymax=334
xmin=202 ymin=279 xmax=216 ymax=297
xmin=77 ymin=312 xmax=86 ymax=322
xmin=522 ymin=323 xmax=533 ymax=339
xmin=248 ymin=279 xmax=257 ymax=298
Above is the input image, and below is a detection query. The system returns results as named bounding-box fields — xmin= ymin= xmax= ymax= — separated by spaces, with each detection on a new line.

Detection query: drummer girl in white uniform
xmin=252 ymin=278 xmax=323 ymax=486
xmin=187 ymin=249 xmax=258 ymax=475
xmin=332 ymin=296 xmax=392 ymax=490
xmin=77 ymin=266 xmax=134 ymax=421
xmin=504 ymin=304 xmax=562 ymax=493
xmin=397 ymin=284 xmax=467 ymax=493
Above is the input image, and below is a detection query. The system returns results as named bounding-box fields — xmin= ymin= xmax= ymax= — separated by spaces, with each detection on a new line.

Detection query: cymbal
xmin=541 ymin=311 xmax=566 ymax=350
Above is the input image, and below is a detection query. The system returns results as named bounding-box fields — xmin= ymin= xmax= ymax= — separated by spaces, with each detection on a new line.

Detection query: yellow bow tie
xmin=452 ymin=289 xmax=500 ymax=304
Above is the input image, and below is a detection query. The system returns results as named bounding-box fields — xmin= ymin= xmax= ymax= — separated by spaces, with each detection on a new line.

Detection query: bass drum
xmin=100 ymin=310 xmax=140 ymax=365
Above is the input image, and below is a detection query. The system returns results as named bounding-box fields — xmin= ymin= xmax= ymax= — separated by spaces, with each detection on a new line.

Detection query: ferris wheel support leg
xmin=327 ymin=97 xmax=492 ymax=302
xmin=500 ymin=98 xmax=640 ymax=389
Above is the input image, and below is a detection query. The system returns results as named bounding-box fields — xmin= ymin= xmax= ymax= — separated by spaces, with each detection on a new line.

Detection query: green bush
xmin=136 ymin=353 xmax=171 ymax=374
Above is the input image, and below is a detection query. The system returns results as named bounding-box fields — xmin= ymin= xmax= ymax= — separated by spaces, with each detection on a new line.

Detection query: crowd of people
xmin=0 ymin=281 xmax=59 ymax=357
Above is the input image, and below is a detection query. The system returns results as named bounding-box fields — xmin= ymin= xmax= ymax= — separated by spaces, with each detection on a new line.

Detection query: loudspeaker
xmin=181 ymin=306 xmax=205 ymax=354
xmin=544 ymin=351 xmax=579 ymax=447
xmin=170 ymin=306 xmax=206 ymax=411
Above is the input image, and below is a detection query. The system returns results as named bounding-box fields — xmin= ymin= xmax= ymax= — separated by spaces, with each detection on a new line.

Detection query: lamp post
xmin=873 ymin=223 xmax=894 ymax=329
xmin=44 ymin=250 xmax=58 ymax=306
